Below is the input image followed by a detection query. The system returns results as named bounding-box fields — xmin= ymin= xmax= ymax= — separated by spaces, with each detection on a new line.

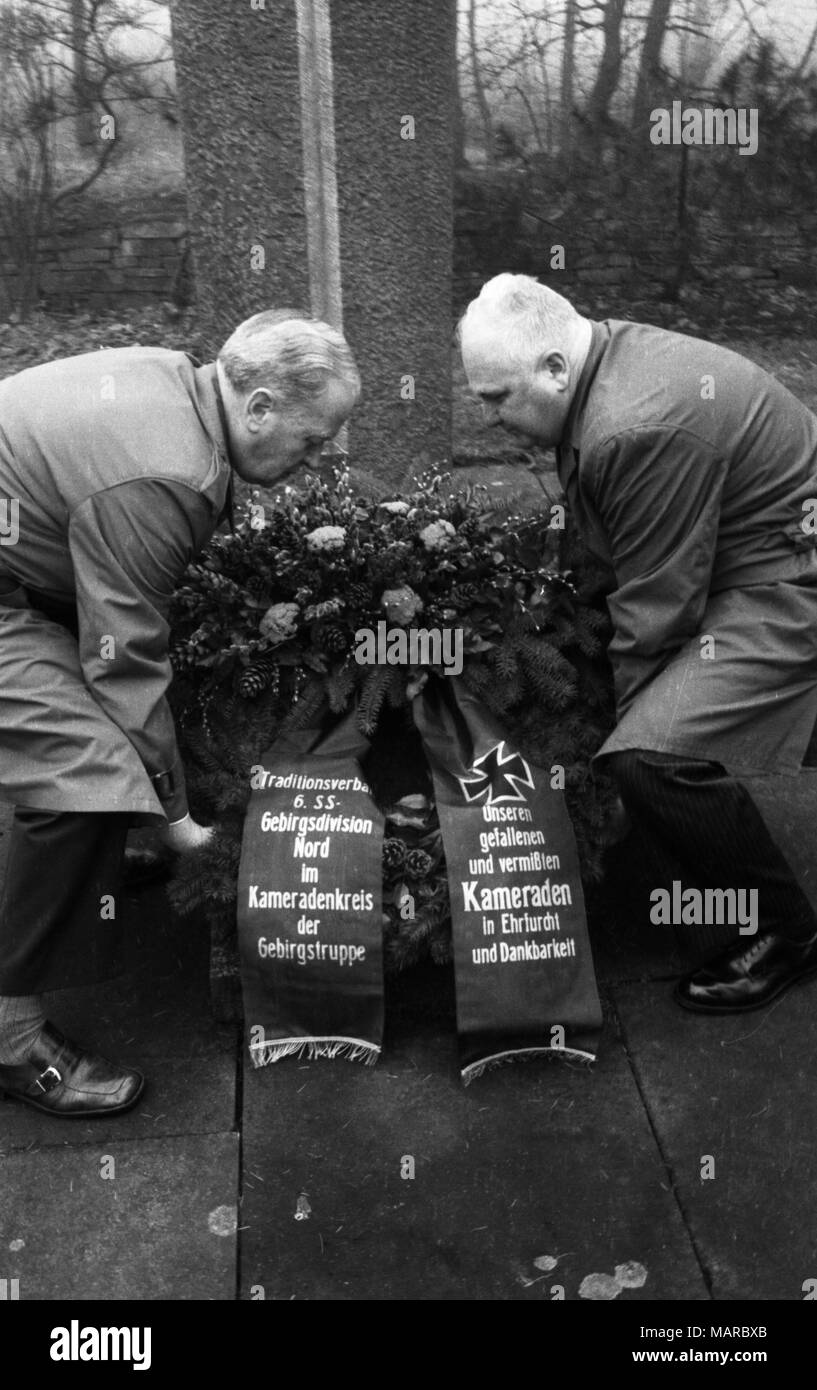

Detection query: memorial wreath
xmin=167 ymin=467 xmax=616 ymax=984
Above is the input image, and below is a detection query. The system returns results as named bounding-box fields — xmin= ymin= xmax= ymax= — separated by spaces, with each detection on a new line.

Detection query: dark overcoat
xmin=556 ymin=321 xmax=817 ymax=775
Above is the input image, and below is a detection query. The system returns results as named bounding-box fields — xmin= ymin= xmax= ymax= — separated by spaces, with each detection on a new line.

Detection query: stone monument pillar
xmin=171 ymin=0 xmax=455 ymax=489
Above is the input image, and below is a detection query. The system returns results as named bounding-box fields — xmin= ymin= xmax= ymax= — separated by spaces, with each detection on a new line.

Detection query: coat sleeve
xmin=67 ymin=479 xmax=218 ymax=822
xmin=589 ymin=426 xmax=730 ymax=717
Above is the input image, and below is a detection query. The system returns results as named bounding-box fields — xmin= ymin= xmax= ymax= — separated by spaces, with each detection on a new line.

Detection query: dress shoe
xmin=0 ymin=1022 xmax=144 ymax=1117
xmin=674 ymin=929 xmax=817 ymax=1014
xmin=120 ymin=845 xmax=172 ymax=891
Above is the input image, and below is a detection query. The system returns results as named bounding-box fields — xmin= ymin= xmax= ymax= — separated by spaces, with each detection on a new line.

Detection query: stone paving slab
xmin=611 ymin=979 xmax=817 ymax=1301
xmin=745 ymin=771 xmax=817 ymax=918
xmin=0 ymin=1051 xmax=236 ymax=1150
xmin=239 ymin=963 xmax=708 ymax=1301
xmin=0 ymin=1132 xmax=239 ymax=1300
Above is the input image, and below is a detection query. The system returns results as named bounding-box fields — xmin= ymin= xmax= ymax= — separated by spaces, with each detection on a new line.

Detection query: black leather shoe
xmin=120 ymin=845 xmax=172 ymax=891
xmin=0 ymin=1022 xmax=144 ymax=1117
xmin=674 ymin=930 xmax=817 ymax=1014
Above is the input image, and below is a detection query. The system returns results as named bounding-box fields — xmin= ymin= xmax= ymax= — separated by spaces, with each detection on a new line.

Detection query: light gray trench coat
xmin=0 ymin=347 xmax=232 ymax=820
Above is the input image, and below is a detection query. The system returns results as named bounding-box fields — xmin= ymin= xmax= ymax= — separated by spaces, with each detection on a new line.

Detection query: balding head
xmin=458 ymin=275 xmax=591 ymax=449
xmin=459 ymin=274 xmax=586 ymax=375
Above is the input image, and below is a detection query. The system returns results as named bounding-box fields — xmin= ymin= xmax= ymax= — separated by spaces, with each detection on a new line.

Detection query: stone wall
xmin=0 ymin=207 xmax=190 ymax=312
xmin=454 ymin=168 xmax=817 ymax=309
xmin=11 ymin=171 xmax=815 ymax=318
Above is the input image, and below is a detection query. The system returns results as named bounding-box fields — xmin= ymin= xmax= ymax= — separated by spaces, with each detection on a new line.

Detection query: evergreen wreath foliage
xmin=167 ymin=467 xmax=617 ymax=972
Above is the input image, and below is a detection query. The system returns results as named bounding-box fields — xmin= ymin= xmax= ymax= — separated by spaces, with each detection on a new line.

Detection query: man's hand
xmin=159 ymin=813 xmax=215 ymax=855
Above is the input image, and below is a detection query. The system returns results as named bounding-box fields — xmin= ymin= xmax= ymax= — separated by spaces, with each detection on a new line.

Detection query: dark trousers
xmin=0 ymin=808 xmax=131 ymax=994
xmin=606 ymin=750 xmax=817 ymax=956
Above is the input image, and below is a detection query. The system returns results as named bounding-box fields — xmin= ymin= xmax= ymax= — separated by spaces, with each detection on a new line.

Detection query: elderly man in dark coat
xmin=0 ymin=310 xmax=359 ymax=1116
xmin=460 ymin=273 xmax=817 ymax=1014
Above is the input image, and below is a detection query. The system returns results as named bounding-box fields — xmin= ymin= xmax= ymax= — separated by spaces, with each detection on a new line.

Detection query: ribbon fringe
xmin=461 ymin=1045 xmax=597 ymax=1085
xmin=250 ymin=1036 xmax=381 ymax=1069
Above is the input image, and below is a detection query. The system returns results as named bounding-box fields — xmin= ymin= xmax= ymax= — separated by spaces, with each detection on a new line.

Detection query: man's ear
xmin=535 ymin=348 xmax=570 ymax=385
xmin=245 ymin=387 xmax=276 ymax=431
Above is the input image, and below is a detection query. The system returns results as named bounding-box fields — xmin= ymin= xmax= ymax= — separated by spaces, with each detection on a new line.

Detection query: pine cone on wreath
xmin=317 ymin=624 xmax=349 ymax=654
xmin=238 ymin=660 xmax=275 ymax=698
xmin=383 ymin=837 xmax=407 ymax=872
xmin=347 ymin=581 xmax=373 ymax=609
xmin=450 ymin=582 xmax=479 ymax=607
xmin=405 ymin=848 xmax=433 ymax=880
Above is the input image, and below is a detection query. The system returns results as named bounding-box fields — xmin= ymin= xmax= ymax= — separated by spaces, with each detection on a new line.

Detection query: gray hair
xmin=458 ymin=274 xmax=583 ymax=371
xmin=218 ymin=309 xmax=361 ymax=406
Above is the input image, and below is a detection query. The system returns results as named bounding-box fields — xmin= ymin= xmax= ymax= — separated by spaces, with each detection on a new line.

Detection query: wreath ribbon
xmin=236 ymin=679 xmax=602 ymax=1081
xmin=413 ymin=677 xmax=603 ymax=1081
xmin=237 ymin=708 xmax=384 ymax=1067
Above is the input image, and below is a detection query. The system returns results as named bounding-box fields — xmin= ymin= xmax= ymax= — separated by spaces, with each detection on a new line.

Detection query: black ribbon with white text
xmin=237 ymin=710 xmax=384 ymax=1067
xmin=414 ymin=677 xmax=602 ymax=1081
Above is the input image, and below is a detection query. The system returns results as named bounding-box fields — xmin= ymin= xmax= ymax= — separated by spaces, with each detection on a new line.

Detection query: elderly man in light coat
xmin=0 ymin=310 xmax=359 ymax=1116
xmin=460 ymin=274 xmax=817 ymax=1015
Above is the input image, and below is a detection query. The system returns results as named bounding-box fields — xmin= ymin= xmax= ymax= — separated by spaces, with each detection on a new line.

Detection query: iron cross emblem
xmin=458 ymin=742 xmax=535 ymax=804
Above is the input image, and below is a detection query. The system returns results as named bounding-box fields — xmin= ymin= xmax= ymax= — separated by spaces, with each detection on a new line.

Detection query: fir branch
xmin=385 ymin=665 xmax=409 ymax=709
xmin=282 ymin=678 xmax=327 ymax=732
xmin=357 ymin=666 xmax=394 ymax=736
xmin=326 ymin=661 xmax=358 ymax=713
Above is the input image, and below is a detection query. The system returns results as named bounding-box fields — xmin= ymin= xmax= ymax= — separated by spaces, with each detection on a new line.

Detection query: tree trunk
xmin=632 ymin=0 xmax=674 ymax=130
xmin=677 ymin=0 xmax=715 ymax=93
xmin=587 ymin=0 xmax=626 ymax=131
xmin=560 ymin=0 xmax=576 ymax=156
xmin=454 ymin=26 xmax=468 ymax=168
xmin=71 ymin=0 xmax=96 ymax=147
xmin=467 ymin=0 xmax=495 ymax=164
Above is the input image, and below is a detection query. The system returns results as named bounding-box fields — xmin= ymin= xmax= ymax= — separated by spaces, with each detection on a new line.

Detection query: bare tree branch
xmin=0 ymin=0 xmax=175 ymax=317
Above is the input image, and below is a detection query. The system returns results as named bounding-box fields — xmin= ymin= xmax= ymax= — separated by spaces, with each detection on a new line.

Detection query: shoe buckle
xmin=34 ymin=1065 xmax=62 ymax=1094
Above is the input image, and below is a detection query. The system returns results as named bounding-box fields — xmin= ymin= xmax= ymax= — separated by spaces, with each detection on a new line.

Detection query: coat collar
xmin=193 ymin=361 xmax=235 ymax=533
xmin=560 ymin=318 xmax=611 ymax=454
xmin=555 ymin=320 xmax=614 ymax=569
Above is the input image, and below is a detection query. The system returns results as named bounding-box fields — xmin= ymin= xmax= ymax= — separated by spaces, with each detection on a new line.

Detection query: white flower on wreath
xmin=306 ymin=524 xmax=346 ymax=552
xmin=381 ymin=585 xmax=423 ymax=625
xmin=259 ymin=601 xmax=300 ymax=644
xmin=379 ymin=500 xmax=410 ymax=515
xmin=420 ymin=519 xmax=456 ymax=551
